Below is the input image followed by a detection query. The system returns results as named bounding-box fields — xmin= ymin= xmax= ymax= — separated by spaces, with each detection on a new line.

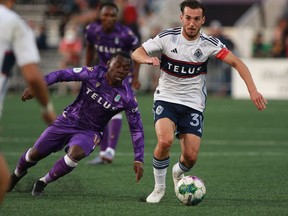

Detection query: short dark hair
xmin=112 ymin=51 xmax=132 ymax=61
xmin=99 ymin=1 xmax=119 ymax=13
xmin=179 ymin=0 xmax=206 ymax=16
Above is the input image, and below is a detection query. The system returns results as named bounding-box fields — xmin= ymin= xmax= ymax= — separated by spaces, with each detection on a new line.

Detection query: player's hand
xmin=146 ymin=57 xmax=160 ymax=66
xmin=21 ymin=88 xmax=34 ymax=101
xmin=250 ymin=90 xmax=267 ymax=111
xmin=133 ymin=161 xmax=144 ymax=182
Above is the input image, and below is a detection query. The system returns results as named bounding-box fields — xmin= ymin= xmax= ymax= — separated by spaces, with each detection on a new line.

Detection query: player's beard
xmin=183 ymin=27 xmax=200 ymax=40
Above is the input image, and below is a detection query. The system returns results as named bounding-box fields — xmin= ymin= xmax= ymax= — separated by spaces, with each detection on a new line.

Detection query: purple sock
xmin=16 ymin=149 xmax=37 ymax=175
xmin=108 ymin=118 xmax=122 ymax=149
xmin=45 ymin=156 xmax=76 ymax=183
xmin=100 ymin=126 xmax=109 ymax=151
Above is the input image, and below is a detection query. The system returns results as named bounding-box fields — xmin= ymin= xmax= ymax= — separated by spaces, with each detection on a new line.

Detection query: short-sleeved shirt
xmin=84 ymin=21 xmax=140 ymax=84
xmin=0 ymin=5 xmax=40 ymax=70
xmin=142 ymin=27 xmax=230 ymax=112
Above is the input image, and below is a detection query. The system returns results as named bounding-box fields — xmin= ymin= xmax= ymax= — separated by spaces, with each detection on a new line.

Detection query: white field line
xmin=3 ymin=151 xmax=287 ymax=157
xmin=0 ymin=137 xmax=287 ymax=146
xmin=1 ymin=137 xmax=287 ymax=157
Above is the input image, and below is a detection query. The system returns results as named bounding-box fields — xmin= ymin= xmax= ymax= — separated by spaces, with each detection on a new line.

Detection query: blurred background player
xmin=7 ymin=51 xmax=144 ymax=196
xmin=0 ymin=0 xmax=57 ymax=204
xmin=85 ymin=2 xmax=141 ymax=165
xmin=0 ymin=51 xmax=15 ymax=118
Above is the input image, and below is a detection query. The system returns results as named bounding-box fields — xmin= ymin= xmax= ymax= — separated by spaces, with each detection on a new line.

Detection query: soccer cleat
xmin=7 ymin=171 xmax=27 ymax=192
xmin=31 ymin=180 xmax=47 ymax=196
xmin=172 ymin=174 xmax=184 ymax=189
xmin=101 ymin=150 xmax=113 ymax=163
xmin=172 ymin=164 xmax=185 ymax=192
xmin=86 ymin=151 xmax=113 ymax=165
xmin=146 ymin=187 xmax=165 ymax=203
xmin=86 ymin=156 xmax=106 ymax=165
xmin=172 ymin=172 xmax=184 ymax=193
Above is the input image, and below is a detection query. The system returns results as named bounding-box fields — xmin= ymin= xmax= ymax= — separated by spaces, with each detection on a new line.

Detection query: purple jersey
xmin=44 ymin=66 xmax=144 ymax=162
xmin=85 ymin=21 xmax=140 ymax=84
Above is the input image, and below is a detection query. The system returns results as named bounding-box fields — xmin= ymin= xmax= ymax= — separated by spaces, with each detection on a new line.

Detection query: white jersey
xmin=142 ymin=27 xmax=229 ymax=112
xmin=0 ymin=5 xmax=40 ymax=70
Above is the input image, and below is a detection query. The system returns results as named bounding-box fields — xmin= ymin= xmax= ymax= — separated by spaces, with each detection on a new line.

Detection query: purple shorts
xmin=34 ymin=119 xmax=101 ymax=157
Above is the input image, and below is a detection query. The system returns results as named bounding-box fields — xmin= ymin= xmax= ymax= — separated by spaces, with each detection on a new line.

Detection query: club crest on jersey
xmin=87 ymin=67 xmax=94 ymax=72
xmin=194 ymin=48 xmax=203 ymax=59
xmin=96 ymin=82 xmax=101 ymax=88
xmin=114 ymin=37 xmax=119 ymax=45
xmin=156 ymin=105 xmax=164 ymax=115
xmin=114 ymin=94 xmax=121 ymax=102
xmin=72 ymin=68 xmax=82 ymax=73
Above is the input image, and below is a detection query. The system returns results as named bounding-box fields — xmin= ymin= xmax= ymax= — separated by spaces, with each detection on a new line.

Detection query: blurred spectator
xmin=138 ymin=24 xmax=161 ymax=92
xmin=271 ymin=17 xmax=288 ymax=58
xmin=207 ymin=20 xmax=235 ymax=96
xmin=36 ymin=23 xmax=48 ymax=50
xmin=58 ymin=16 xmax=83 ymax=95
xmin=284 ymin=29 xmax=288 ymax=57
xmin=121 ymin=0 xmax=142 ymax=42
xmin=88 ymin=0 xmax=100 ymax=9
xmin=59 ymin=18 xmax=82 ymax=69
xmin=252 ymin=32 xmax=271 ymax=58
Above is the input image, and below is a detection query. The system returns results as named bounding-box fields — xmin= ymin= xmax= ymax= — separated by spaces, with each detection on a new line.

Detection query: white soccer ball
xmin=175 ymin=175 xmax=206 ymax=206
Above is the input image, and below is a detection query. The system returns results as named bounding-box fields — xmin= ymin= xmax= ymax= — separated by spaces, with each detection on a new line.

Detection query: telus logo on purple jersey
xmin=94 ymin=44 xmax=122 ymax=54
xmin=86 ymin=87 xmax=118 ymax=111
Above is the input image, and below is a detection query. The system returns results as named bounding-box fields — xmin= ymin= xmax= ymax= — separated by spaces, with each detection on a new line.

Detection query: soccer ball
xmin=175 ymin=175 xmax=206 ymax=206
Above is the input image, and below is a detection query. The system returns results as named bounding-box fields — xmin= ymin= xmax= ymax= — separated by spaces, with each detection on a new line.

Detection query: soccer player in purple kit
xmin=85 ymin=2 xmax=141 ymax=165
xmin=7 ymin=51 xmax=144 ymax=196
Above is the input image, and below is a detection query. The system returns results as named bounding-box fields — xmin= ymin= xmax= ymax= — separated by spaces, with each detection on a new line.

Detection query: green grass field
xmin=1 ymin=93 xmax=287 ymax=216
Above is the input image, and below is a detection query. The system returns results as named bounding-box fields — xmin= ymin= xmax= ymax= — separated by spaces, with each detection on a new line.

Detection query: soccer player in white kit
xmin=0 ymin=0 xmax=56 ymax=203
xmin=132 ymin=0 xmax=267 ymax=203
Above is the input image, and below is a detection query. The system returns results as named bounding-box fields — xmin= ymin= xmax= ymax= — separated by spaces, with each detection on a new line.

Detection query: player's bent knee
xmin=158 ymin=137 xmax=173 ymax=149
xmin=183 ymin=154 xmax=198 ymax=167
xmin=68 ymin=145 xmax=86 ymax=161
xmin=29 ymin=148 xmax=45 ymax=161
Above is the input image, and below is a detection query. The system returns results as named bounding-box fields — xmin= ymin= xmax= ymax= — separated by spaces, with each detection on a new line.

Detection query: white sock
xmin=105 ymin=147 xmax=115 ymax=157
xmin=99 ymin=151 xmax=106 ymax=157
xmin=153 ymin=167 xmax=167 ymax=189
xmin=172 ymin=162 xmax=185 ymax=178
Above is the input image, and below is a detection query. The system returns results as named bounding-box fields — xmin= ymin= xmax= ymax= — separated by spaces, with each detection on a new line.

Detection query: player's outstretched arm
xmin=21 ymin=63 xmax=57 ymax=124
xmin=222 ymin=52 xmax=267 ymax=111
xmin=132 ymin=46 xmax=160 ymax=66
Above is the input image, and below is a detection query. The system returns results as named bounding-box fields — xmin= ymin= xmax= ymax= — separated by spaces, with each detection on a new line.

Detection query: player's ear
xmin=180 ymin=14 xmax=183 ymax=22
xmin=202 ymin=15 xmax=206 ymax=25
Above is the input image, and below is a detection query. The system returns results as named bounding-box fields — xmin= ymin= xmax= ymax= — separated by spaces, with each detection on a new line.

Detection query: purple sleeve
xmin=125 ymin=27 xmax=140 ymax=51
xmin=84 ymin=23 xmax=96 ymax=45
xmin=44 ymin=67 xmax=95 ymax=86
xmin=125 ymin=96 xmax=145 ymax=163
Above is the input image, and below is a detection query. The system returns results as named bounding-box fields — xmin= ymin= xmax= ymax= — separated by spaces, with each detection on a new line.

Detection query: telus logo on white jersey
xmin=160 ymin=54 xmax=207 ymax=78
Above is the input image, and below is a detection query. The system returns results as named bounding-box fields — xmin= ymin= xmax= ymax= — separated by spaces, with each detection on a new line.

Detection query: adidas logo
xmin=171 ymin=48 xmax=178 ymax=53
